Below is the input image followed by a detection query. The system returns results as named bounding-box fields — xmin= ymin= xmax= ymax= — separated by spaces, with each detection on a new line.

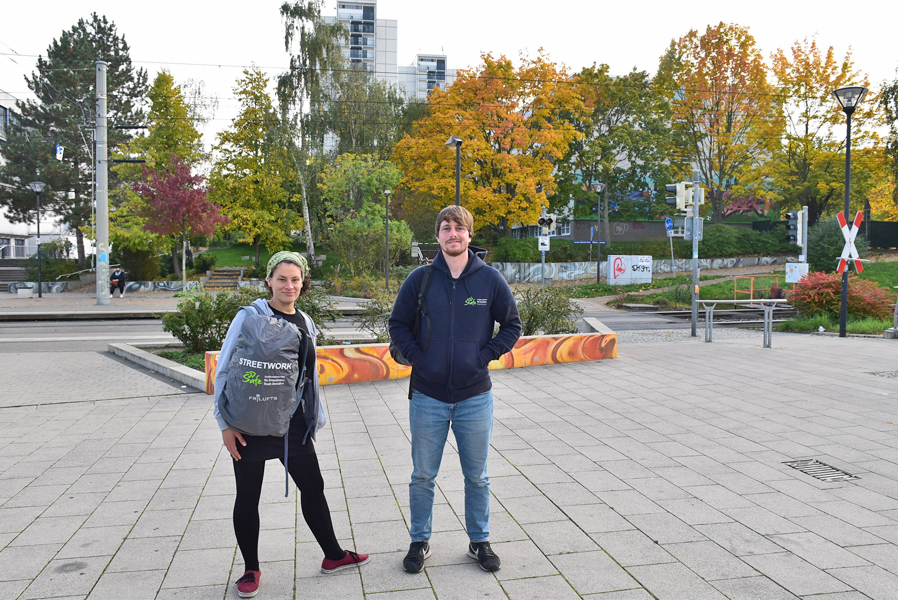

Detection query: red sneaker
xmin=321 ymin=550 xmax=371 ymax=573
xmin=236 ymin=570 xmax=261 ymax=598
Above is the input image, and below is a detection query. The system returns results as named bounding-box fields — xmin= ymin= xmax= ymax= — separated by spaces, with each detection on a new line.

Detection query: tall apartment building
xmin=397 ymin=54 xmax=456 ymax=101
xmin=327 ymin=1 xmax=454 ymax=100
xmin=326 ymin=1 xmax=397 ymax=84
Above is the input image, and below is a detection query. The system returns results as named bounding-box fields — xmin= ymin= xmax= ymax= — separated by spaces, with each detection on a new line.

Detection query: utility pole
xmin=95 ymin=61 xmax=110 ymax=306
xmin=690 ymin=179 xmax=702 ymax=337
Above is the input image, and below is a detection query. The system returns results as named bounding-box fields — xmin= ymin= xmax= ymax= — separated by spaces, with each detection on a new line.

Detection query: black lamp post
xmin=590 ymin=183 xmax=606 ymax=284
xmin=445 ymin=136 xmax=462 ymax=206
xmin=384 ymin=189 xmax=391 ymax=292
xmin=28 ymin=181 xmax=47 ymax=298
xmin=832 ymin=85 xmax=868 ymax=338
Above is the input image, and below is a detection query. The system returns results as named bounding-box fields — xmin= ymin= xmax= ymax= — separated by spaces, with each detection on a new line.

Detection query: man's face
xmin=437 ymin=219 xmax=471 ymax=257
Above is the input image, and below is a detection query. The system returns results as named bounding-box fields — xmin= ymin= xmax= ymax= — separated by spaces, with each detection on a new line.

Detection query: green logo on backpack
xmin=465 ymin=297 xmax=476 ymax=306
xmin=243 ymin=370 xmax=262 ymax=386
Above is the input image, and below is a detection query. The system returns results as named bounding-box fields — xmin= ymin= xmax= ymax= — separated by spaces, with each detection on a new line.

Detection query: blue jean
xmin=409 ymin=389 xmax=493 ymax=543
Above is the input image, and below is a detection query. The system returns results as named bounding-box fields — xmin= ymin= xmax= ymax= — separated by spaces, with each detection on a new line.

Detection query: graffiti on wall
xmin=204 ymin=333 xmax=617 ymax=394
xmin=490 ymin=256 xmax=794 ymax=284
xmin=7 ymin=280 xmax=201 ymax=294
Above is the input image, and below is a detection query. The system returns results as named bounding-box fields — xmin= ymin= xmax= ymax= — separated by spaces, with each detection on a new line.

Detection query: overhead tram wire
xmin=0 ymin=52 xmax=815 ymax=101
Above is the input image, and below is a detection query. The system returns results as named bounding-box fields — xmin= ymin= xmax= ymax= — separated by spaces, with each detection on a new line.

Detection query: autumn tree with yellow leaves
xmin=392 ymin=52 xmax=582 ymax=238
xmin=661 ymin=23 xmax=782 ymax=224
xmin=770 ymin=38 xmax=886 ymax=225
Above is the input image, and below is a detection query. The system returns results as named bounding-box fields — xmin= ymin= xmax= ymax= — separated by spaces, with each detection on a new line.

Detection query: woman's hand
xmin=222 ymin=428 xmax=246 ymax=460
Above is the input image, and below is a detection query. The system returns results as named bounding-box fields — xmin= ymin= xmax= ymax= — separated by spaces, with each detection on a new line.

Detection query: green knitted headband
xmin=265 ymin=251 xmax=309 ymax=281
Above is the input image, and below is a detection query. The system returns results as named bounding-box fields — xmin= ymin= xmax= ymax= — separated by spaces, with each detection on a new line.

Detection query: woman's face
xmin=267 ymin=262 xmax=303 ymax=307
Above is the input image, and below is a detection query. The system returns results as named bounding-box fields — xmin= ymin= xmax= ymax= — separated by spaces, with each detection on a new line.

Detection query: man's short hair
xmin=435 ymin=205 xmax=474 ymax=237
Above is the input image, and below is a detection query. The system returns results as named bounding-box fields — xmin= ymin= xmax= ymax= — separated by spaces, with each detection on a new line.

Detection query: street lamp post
xmin=384 ymin=190 xmax=391 ymax=292
xmin=28 ymin=181 xmax=47 ymax=298
xmin=832 ymin=85 xmax=868 ymax=338
xmin=590 ymin=183 xmax=606 ymax=284
xmin=445 ymin=136 xmax=462 ymax=206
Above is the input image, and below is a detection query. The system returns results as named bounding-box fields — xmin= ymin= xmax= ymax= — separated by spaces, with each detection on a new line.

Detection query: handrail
xmin=56 ymin=264 xmax=120 ymax=280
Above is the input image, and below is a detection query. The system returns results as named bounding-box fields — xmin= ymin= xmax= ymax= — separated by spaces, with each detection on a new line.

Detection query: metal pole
xmin=455 ymin=142 xmax=461 ymax=206
xmin=669 ymin=232 xmax=676 ymax=277
xmin=384 ymin=190 xmax=390 ymax=292
xmin=95 ymin=60 xmax=110 ymax=305
xmin=691 ymin=182 xmax=700 ymax=337
xmin=597 ymin=191 xmax=601 ymax=285
xmin=840 ymin=111 xmax=852 ymax=337
xmin=36 ymin=190 xmax=42 ymax=298
xmin=801 ymin=205 xmax=808 ymax=263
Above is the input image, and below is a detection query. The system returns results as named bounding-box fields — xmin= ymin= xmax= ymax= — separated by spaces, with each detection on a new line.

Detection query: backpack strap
xmin=408 ymin=265 xmax=435 ymax=400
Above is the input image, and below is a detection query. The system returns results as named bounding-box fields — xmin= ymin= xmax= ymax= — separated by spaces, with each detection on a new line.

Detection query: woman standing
xmin=214 ymin=251 xmax=369 ymax=598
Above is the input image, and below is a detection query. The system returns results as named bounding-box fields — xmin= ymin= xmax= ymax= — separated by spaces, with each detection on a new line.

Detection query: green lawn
xmin=857 ymin=260 xmax=898 ymax=289
xmin=777 ymin=315 xmax=894 ymax=335
xmin=565 ymin=273 xmax=726 ymax=299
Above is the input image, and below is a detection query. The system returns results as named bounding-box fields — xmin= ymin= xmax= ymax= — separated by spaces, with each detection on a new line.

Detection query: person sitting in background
xmin=110 ymin=267 xmax=126 ymax=298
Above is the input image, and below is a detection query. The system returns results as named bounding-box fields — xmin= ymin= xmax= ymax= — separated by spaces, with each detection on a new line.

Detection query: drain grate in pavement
xmin=867 ymin=371 xmax=898 ymax=379
xmin=783 ymin=459 xmax=859 ymax=482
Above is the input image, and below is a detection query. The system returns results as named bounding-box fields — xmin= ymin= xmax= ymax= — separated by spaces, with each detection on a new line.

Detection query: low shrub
xmin=161 ymin=285 xmax=339 ymax=352
xmin=353 ymin=290 xmax=394 ymax=342
xmin=513 ymin=283 xmax=584 ymax=336
xmin=807 ymin=219 xmax=869 ymax=273
xmin=788 ymin=271 xmax=895 ymax=319
xmin=193 ymin=253 xmax=217 ymax=274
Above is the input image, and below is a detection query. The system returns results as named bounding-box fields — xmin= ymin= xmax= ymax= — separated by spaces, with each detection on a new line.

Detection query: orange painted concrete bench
xmin=204 ymin=332 xmax=617 ymax=394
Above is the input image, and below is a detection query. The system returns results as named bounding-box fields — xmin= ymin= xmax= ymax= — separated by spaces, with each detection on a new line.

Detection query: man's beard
xmin=442 ymin=242 xmax=467 ymax=257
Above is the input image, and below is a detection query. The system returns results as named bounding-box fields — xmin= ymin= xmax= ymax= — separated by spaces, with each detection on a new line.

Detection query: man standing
xmin=389 ymin=206 xmax=521 ymax=573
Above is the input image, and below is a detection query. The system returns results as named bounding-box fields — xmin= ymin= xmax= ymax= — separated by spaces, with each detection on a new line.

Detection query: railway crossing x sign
xmin=836 ymin=211 xmax=865 ymax=274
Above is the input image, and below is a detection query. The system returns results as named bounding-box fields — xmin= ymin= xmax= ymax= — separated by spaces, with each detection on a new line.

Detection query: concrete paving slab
xmin=6 ymin=331 xmax=898 ymax=598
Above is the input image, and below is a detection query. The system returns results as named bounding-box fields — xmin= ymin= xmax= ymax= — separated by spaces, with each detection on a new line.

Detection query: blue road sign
xmin=573 ymin=241 xmax=600 ymax=244
xmin=665 ymin=217 xmax=674 ymax=231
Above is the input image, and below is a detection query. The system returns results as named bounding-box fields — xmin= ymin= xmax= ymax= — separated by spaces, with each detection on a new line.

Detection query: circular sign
xmin=665 ymin=217 xmax=674 ymax=231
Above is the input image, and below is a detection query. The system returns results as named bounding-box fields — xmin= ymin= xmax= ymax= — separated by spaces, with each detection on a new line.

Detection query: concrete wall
xmin=490 ymin=256 xmax=795 ymax=284
xmin=8 ymin=280 xmax=202 ymax=294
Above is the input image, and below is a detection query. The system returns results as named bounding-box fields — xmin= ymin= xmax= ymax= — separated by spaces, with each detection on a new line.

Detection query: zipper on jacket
xmin=447 ymin=280 xmax=456 ymax=402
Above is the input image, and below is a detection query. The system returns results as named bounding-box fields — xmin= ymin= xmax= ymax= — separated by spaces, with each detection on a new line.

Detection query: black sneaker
xmin=403 ymin=541 xmax=431 ymax=573
xmin=467 ymin=541 xmax=501 ymax=572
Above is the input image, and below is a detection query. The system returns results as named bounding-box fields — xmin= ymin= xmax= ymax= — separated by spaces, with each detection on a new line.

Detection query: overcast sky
xmin=2 ymin=0 xmax=897 ymax=143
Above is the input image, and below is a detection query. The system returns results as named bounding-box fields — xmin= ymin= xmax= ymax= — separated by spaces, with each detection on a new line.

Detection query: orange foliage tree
xmin=392 ymin=51 xmax=582 ymax=237
xmin=662 ymin=23 xmax=781 ymax=223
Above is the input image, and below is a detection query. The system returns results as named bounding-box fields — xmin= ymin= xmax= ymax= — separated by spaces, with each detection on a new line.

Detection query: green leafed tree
xmin=557 ymin=64 xmax=675 ymax=243
xmin=209 ymin=68 xmax=298 ymax=265
xmin=111 ymin=70 xmax=206 ymax=276
xmin=0 ymin=13 xmax=148 ymax=267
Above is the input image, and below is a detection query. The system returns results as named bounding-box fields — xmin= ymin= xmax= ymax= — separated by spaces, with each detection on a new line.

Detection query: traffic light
xmin=786 ymin=210 xmax=802 ymax=245
xmin=538 ymin=215 xmax=553 ymax=235
xmin=546 ymin=214 xmax=556 ymax=232
xmin=664 ymin=183 xmax=691 ymax=210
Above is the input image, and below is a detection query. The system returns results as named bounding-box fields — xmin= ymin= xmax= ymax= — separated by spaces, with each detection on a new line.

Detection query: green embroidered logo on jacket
xmin=465 ymin=297 xmax=488 ymax=307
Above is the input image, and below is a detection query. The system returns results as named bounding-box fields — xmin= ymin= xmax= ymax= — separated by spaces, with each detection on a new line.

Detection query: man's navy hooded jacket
xmin=388 ymin=248 xmax=522 ymax=404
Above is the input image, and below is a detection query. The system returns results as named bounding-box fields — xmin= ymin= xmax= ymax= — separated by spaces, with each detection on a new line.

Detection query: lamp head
xmin=589 ymin=183 xmax=606 ymax=194
xmin=832 ymin=86 xmax=868 ymax=113
xmin=384 ymin=190 xmax=391 ymax=196
xmin=445 ymin=136 xmax=462 ymax=147
xmin=28 ymin=181 xmax=46 ymax=194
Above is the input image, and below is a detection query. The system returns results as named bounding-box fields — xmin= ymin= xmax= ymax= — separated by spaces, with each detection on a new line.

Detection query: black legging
xmin=232 ymin=453 xmax=344 ymax=571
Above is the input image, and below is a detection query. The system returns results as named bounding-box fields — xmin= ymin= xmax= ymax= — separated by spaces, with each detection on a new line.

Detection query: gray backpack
xmin=220 ymin=305 xmax=309 ymax=437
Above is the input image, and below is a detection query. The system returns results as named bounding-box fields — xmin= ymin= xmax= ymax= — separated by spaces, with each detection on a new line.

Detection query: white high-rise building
xmin=397 ymin=54 xmax=457 ymax=101
xmin=326 ymin=1 xmax=455 ymax=99
xmin=326 ymin=1 xmax=397 ymax=84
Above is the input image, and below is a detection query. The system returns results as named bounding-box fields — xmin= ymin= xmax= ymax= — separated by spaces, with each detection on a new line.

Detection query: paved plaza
xmin=2 ymin=332 xmax=898 ymax=599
